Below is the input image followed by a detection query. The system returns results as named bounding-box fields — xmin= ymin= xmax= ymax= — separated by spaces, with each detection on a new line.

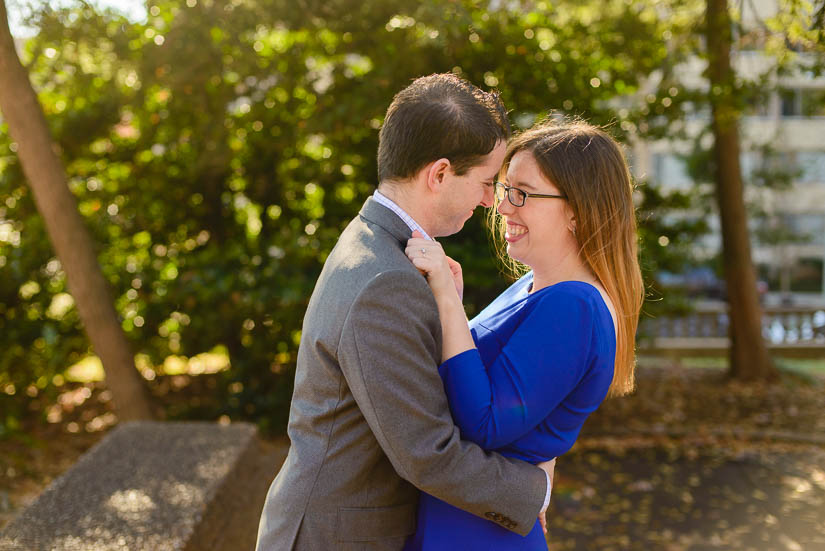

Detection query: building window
xmin=796 ymin=152 xmax=825 ymax=184
xmin=801 ymin=89 xmax=825 ymax=117
xmin=740 ymin=150 xmax=762 ymax=179
xmin=781 ymin=88 xmax=798 ymax=116
xmin=780 ymin=88 xmax=825 ymax=117
xmin=791 ymin=258 xmax=824 ymax=292
xmin=652 ymin=153 xmax=692 ymax=189
xmin=784 ymin=213 xmax=825 ymax=246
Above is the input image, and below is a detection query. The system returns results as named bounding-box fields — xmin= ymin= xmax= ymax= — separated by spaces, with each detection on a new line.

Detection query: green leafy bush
xmin=0 ymin=0 xmax=703 ymax=435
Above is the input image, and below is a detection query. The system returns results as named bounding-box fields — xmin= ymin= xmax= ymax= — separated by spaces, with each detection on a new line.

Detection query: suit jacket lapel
xmin=359 ymin=196 xmax=413 ymax=245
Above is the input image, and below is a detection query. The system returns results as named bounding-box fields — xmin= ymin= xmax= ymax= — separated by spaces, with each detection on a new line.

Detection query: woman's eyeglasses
xmin=494 ymin=182 xmax=566 ymax=207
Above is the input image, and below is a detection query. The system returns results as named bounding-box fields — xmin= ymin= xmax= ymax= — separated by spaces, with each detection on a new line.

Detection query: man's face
xmin=433 ymin=141 xmax=506 ymax=237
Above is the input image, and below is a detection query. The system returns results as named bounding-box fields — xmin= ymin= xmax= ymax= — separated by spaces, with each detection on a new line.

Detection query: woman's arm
xmin=405 ymin=238 xmax=566 ymax=531
xmin=406 ymin=233 xmax=475 ymax=363
xmin=437 ymin=290 xmax=601 ymax=449
xmin=405 ymin=237 xmax=608 ymax=450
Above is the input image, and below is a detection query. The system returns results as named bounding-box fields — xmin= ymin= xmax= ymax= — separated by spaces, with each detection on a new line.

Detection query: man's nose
xmin=480 ymin=184 xmax=495 ymax=208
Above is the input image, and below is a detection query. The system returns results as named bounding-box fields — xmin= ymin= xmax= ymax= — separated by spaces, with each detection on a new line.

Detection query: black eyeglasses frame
xmin=494 ymin=181 xmax=566 ymax=207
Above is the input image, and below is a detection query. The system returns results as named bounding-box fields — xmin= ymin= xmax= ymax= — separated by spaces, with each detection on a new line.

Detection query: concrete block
xmin=0 ymin=421 xmax=285 ymax=551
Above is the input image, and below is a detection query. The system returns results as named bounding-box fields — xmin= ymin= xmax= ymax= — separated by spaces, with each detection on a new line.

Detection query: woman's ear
xmin=566 ymin=206 xmax=577 ymax=235
xmin=425 ymin=158 xmax=451 ymax=192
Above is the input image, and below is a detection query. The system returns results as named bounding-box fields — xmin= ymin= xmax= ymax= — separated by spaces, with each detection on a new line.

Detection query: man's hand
xmin=537 ymin=458 xmax=556 ymax=535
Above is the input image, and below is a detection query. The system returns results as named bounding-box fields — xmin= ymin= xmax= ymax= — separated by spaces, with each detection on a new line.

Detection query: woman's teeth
xmin=507 ymin=224 xmax=527 ymax=236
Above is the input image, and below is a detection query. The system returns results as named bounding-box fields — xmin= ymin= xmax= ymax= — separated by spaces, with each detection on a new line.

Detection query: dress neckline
xmin=522 ymin=274 xmax=616 ymax=341
xmin=523 ymin=273 xmax=599 ymax=297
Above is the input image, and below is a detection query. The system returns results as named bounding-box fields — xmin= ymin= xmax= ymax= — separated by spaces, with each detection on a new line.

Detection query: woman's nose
xmin=496 ymin=195 xmax=513 ymax=215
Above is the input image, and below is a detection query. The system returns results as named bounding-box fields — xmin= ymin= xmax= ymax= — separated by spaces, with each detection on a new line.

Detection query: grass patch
xmin=775 ymin=357 xmax=825 ymax=375
xmin=637 ymin=355 xmax=825 ymax=375
xmin=637 ymin=355 xmax=727 ymax=369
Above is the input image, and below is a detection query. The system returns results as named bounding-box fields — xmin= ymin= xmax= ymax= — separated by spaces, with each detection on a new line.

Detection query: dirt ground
xmin=2 ymin=365 xmax=824 ymax=550
xmin=548 ymin=438 xmax=825 ymax=550
xmin=548 ymin=365 xmax=825 ymax=550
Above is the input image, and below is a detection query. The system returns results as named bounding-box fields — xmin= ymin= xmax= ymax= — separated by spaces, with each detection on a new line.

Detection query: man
xmin=256 ymin=73 xmax=554 ymax=550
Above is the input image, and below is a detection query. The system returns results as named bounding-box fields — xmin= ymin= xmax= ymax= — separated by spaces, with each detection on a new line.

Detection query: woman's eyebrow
xmin=514 ymin=180 xmax=537 ymax=191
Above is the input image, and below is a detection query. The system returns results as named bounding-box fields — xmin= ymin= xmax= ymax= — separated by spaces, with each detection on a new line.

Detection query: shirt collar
xmin=372 ymin=189 xmax=433 ymax=241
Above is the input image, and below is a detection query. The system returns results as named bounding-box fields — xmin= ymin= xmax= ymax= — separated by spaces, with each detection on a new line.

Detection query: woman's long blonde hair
xmin=489 ymin=118 xmax=644 ymax=397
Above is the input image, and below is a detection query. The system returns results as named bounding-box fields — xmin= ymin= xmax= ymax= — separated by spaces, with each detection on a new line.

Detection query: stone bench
xmin=0 ymin=421 xmax=287 ymax=551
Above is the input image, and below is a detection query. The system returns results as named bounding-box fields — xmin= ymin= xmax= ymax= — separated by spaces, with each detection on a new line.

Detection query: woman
xmin=403 ymin=119 xmax=644 ymax=550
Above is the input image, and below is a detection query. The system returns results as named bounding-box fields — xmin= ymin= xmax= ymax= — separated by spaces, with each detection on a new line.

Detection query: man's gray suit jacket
xmin=256 ymin=197 xmax=546 ymax=550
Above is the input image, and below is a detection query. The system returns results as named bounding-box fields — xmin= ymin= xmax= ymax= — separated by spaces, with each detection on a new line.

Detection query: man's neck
xmin=376 ymin=182 xmax=436 ymax=236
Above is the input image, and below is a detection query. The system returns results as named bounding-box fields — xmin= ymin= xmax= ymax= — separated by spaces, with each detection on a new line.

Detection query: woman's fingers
xmin=410 ymin=256 xmax=431 ymax=270
xmin=443 ymin=255 xmax=464 ymax=299
xmin=405 ymin=246 xmax=434 ymax=264
xmin=405 ymin=241 xmax=446 ymax=267
xmin=406 ymin=236 xmax=457 ymax=296
xmin=407 ymin=236 xmax=444 ymax=253
xmin=444 ymin=255 xmax=462 ymax=275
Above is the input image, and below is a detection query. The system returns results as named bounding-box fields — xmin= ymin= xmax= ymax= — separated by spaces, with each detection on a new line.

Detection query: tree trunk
xmin=705 ymin=0 xmax=778 ymax=381
xmin=0 ymin=1 xmax=155 ymax=419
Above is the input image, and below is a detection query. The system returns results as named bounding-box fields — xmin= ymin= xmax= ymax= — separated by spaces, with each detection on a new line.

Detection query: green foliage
xmin=1 ymin=0 xmax=706 ymax=435
xmin=635 ymin=181 xmax=710 ymax=320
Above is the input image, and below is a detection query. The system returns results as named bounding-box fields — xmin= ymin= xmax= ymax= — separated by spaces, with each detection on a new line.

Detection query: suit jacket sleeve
xmin=337 ymin=269 xmax=546 ymax=536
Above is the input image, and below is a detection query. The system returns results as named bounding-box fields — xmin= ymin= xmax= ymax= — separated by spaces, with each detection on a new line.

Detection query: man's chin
xmin=436 ymin=213 xmax=475 ymax=237
xmin=439 ymin=222 xmax=465 ymax=237
xmin=457 ymin=212 xmax=475 ymax=231
xmin=455 ymin=219 xmax=472 ymax=234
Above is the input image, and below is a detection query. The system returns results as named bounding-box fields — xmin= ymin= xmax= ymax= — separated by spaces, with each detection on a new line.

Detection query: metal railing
xmin=638 ymin=305 xmax=825 ymax=358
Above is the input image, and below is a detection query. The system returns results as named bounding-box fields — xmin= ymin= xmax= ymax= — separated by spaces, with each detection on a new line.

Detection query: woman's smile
xmin=505 ymin=221 xmax=528 ymax=242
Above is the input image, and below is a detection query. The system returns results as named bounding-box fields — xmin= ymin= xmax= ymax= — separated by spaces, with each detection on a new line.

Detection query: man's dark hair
xmin=377 ymin=73 xmax=511 ymax=183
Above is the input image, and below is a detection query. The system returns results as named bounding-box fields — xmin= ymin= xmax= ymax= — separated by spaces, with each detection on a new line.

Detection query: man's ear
xmin=425 ymin=158 xmax=451 ymax=192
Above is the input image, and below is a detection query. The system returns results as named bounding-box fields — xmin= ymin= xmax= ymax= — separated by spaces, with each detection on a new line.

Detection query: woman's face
xmin=497 ymin=150 xmax=578 ymax=270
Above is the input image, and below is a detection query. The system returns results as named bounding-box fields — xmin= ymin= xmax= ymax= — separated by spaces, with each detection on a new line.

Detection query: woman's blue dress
xmin=404 ymin=273 xmax=616 ymax=550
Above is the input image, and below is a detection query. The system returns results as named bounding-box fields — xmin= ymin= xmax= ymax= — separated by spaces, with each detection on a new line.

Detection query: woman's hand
xmin=405 ymin=231 xmax=463 ymax=301
xmin=444 ymin=255 xmax=464 ymax=301
xmin=406 ymin=230 xmax=474 ymax=363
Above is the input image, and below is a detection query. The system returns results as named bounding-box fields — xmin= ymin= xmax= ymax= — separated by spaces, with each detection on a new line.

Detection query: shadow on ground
xmin=545 ymin=365 xmax=825 ymax=550
xmin=548 ymin=442 xmax=825 ymax=550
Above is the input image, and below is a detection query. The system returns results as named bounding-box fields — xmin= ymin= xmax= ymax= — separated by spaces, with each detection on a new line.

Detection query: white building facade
xmin=632 ymin=0 xmax=825 ymax=301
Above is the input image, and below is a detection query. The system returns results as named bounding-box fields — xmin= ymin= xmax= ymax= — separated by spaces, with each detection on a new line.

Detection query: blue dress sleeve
xmin=437 ymin=289 xmax=596 ymax=450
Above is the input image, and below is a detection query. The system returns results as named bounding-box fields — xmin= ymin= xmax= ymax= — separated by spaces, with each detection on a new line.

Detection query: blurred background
xmin=1 ymin=0 xmax=824 ymax=548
